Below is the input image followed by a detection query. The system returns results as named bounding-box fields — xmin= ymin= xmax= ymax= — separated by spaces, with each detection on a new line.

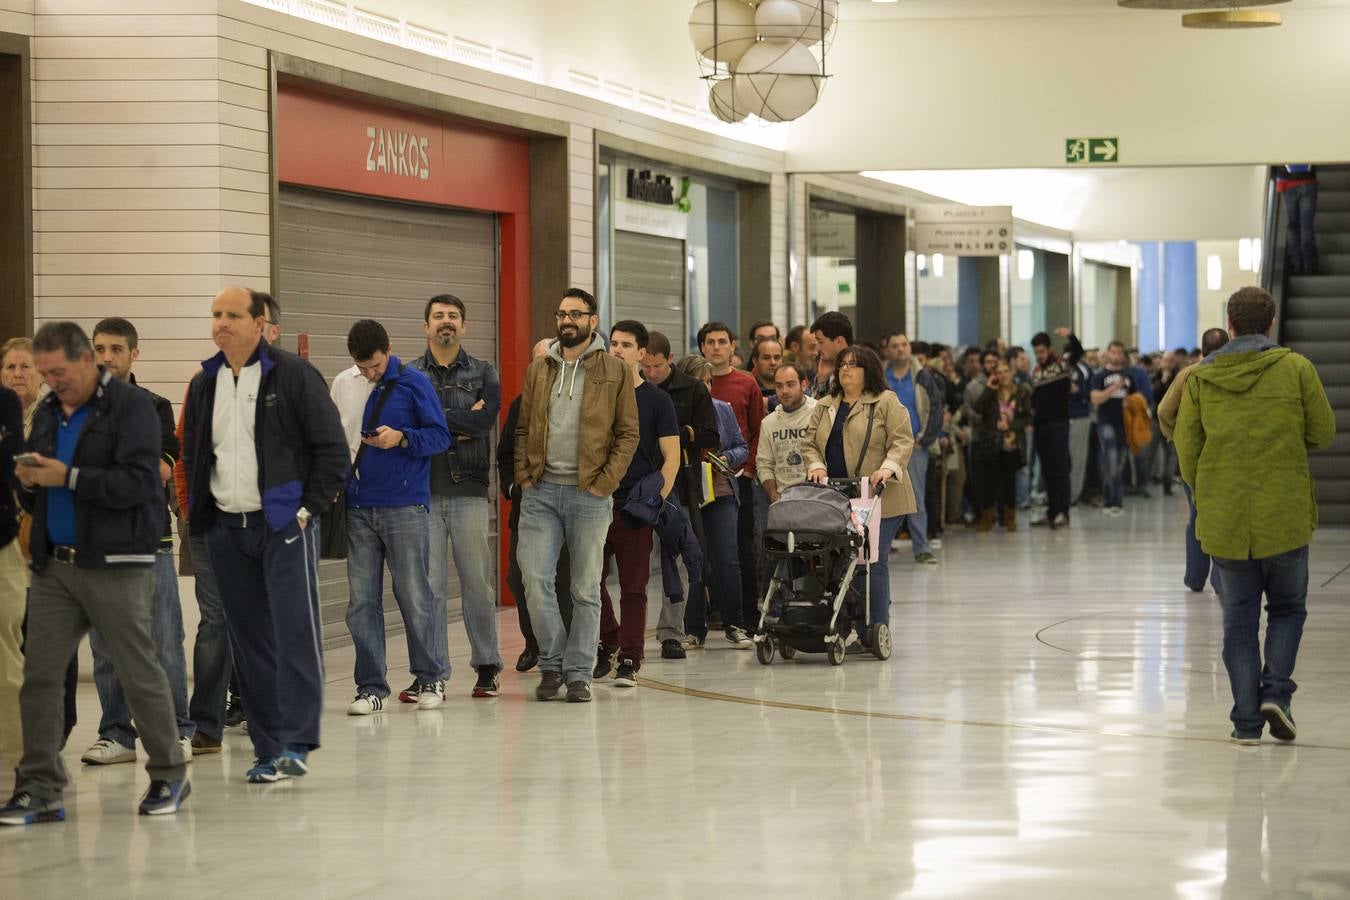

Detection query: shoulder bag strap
xmin=851 ymin=402 xmax=877 ymax=479
xmin=352 ymin=364 xmax=399 ymax=476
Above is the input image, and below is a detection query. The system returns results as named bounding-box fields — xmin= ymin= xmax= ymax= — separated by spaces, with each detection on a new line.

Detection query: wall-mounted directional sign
xmin=912 ymin=204 xmax=1013 ymax=256
xmin=1065 ymin=137 xmax=1120 ymax=164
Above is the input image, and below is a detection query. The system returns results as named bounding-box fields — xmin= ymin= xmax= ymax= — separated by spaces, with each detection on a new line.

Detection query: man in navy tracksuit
xmin=340 ymin=320 xmax=452 ymax=715
xmin=182 ymin=287 xmax=348 ymax=784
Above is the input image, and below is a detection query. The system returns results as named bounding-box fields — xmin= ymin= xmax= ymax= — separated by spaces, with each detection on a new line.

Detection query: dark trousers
xmin=737 ymin=476 xmax=766 ymax=627
xmin=20 ymin=563 xmax=185 ymax=801
xmin=974 ymin=451 xmax=1020 ymax=514
xmin=187 ymin=533 xmax=232 ymax=740
xmin=19 ymin=610 xmax=79 ymax=743
xmin=1213 ymin=546 xmax=1309 ymax=735
xmin=685 ymin=496 xmax=743 ymax=637
xmin=207 ymin=513 xmax=324 ymax=759
xmin=1035 ymin=419 xmax=1072 ymax=520
xmin=1183 ymin=484 xmax=1219 ymax=593
xmin=599 ymin=512 xmax=655 ymax=665
xmin=507 ymin=501 xmax=572 ymax=651
xmin=1282 ymin=183 xmax=1319 ymax=275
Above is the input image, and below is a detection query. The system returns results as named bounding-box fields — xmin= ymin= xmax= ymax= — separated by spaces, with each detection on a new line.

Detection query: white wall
xmin=786 ymin=7 xmax=1350 ymax=171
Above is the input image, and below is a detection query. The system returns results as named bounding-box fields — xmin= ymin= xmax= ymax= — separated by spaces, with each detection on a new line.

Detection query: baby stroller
xmin=754 ymin=479 xmax=891 ymax=666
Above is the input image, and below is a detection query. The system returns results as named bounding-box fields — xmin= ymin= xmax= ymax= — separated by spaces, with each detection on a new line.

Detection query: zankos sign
xmin=366 ymin=126 xmax=431 ymax=180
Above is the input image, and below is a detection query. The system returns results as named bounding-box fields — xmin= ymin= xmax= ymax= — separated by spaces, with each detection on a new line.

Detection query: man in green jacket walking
xmin=1175 ymin=287 xmax=1336 ymax=746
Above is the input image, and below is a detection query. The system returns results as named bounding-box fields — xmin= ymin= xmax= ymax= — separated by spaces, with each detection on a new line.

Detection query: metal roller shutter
xmin=277 ymin=185 xmax=499 ymax=647
xmin=614 ymin=231 xmax=686 ymax=352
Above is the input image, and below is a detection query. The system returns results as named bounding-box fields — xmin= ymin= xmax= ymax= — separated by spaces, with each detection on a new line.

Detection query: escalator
xmin=1264 ymin=165 xmax=1350 ymax=525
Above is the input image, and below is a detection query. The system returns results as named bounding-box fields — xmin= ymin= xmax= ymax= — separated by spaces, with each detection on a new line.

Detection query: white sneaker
xmin=347 ymin=693 xmax=385 ymax=716
xmin=416 ymin=681 xmax=446 ymax=710
xmin=81 ymin=739 xmax=136 ymax=766
xmin=725 ymin=626 xmax=753 ymax=648
xmin=179 ymin=736 xmax=194 ymax=764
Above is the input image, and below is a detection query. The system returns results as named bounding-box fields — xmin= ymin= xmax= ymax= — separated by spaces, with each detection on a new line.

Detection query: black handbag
xmin=320 ymin=372 xmax=395 ymax=560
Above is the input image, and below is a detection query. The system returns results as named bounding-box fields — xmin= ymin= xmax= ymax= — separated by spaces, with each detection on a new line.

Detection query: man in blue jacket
xmin=342 ymin=320 xmax=453 ymax=715
xmin=182 ymin=287 xmax=349 ymax=784
xmin=4 ymin=322 xmax=188 ymax=824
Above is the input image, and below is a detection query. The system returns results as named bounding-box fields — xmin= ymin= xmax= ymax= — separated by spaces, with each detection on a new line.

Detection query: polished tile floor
xmin=4 ymin=496 xmax=1349 ymax=899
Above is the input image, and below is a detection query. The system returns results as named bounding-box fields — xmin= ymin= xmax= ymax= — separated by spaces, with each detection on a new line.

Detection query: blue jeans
xmin=1213 ymin=546 xmax=1309 ymax=735
xmin=1096 ymin=422 xmax=1126 ymax=509
xmin=1282 ymin=182 xmax=1318 ymax=274
xmin=428 ymin=495 xmax=501 ymax=671
xmin=187 ymin=533 xmax=232 ymax=740
xmin=1182 ymin=484 xmax=1220 ymax=594
xmin=1016 ymin=428 xmax=1035 ymax=507
xmin=902 ymin=445 xmax=931 ymax=557
xmin=866 ymin=514 xmax=904 ymax=629
xmin=517 ymin=482 xmax=612 ymax=685
xmin=684 ymin=496 xmax=743 ymax=638
xmin=90 ymin=548 xmax=193 ymax=747
xmin=345 ymin=504 xmax=448 ymax=696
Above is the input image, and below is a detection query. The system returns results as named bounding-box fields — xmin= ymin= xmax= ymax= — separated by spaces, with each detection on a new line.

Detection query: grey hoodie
xmin=542 ymin=332 xmax=607 ymax=484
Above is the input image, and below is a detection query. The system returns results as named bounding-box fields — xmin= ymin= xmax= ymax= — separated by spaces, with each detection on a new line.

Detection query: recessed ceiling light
xmin=1183 ymin=9 xmax=1282 ymax=27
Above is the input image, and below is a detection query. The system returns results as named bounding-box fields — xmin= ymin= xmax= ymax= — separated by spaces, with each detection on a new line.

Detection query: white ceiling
xmin=840 ymin=0 xmax=1350 ymax=19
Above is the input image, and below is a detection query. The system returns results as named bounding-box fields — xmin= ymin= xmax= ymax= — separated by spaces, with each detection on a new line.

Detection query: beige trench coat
xmin=802 ymin=391 xmax=917 ymax=520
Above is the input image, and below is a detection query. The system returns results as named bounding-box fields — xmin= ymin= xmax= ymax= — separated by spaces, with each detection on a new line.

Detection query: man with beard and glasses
xmin=409 ymin=295 xmax=503 ymax=701
xmin=515 ymin=289 xmax=638 ymax=703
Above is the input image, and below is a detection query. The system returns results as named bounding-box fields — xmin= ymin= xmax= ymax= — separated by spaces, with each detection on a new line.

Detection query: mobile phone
xmin=14 ymin=453 xmax=41 ymax=466
xmin=361 ymin=429 xmax=380 ymax=438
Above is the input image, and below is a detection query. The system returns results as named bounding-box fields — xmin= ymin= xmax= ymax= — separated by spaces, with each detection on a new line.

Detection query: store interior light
xmin=1207 ymin=254 xmax=1223 ymax=291
xmin=917 ymin=254 xmax=928 ymax=275
xmin=932 ymin=253 xmax=945 ymax=278
xmin=1017 ymin=249 xmax=1035 ymax=282
xmin=1252 ymin=238 xmax=1262 ymax=272
xmin=1237 ymin=238 xmax=1253 ymax=272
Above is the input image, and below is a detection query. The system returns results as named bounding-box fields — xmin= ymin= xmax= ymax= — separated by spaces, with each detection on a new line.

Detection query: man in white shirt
xmin=330 ymin=365 xmax=374 ymax=462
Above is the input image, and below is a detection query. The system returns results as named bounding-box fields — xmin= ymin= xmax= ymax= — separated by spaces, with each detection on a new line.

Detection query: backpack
xmin=1122 ymin=393 xmax=1152 ymax=454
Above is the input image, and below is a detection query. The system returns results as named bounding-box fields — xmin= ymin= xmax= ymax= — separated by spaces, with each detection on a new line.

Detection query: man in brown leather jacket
xmin=514 ymin=288 xmax=639 ymax=703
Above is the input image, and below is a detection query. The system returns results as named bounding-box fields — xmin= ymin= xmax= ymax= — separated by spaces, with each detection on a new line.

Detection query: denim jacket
xmin=410 ymin=347 xmax=501 ymax=487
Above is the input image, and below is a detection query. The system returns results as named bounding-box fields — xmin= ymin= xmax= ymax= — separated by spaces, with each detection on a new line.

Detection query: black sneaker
xmin=0 ymin=792 xmax=65 ymax=827
xmin=566 ymin=681 xmax=592 ymax=703
xmin=660 ymin=639 xmax=686 ymax=660
xmin=614 ymin=660 xmax=638 ymax=688
xmin=593 ymin=645 xmax=615 ymax=680
xmin=138 ymin=779 xmax=191 ymax=816
xmin=397 ymin=681 xmax=421 ymax=704
xmin=536 ymin=671 xmax=565 ymax=701
xmin=223 ymin=693 xmax=245 ymax=728
xmin=472 ymin=666 xmax=500 ymax=698
xmin=1261 ymin=702 xmax=1297 ymax=741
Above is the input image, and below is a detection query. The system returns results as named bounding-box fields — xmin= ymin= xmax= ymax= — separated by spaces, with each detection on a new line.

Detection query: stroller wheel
xmin=869 ymin=624 xmax=892 ymax=661
xmin=779 ymin=642 xmax=796 ymax=660
xmin=827 ymin=638 xmax=846 ymax=666
xmin=756 ymin=637 xmax=775 ymax=666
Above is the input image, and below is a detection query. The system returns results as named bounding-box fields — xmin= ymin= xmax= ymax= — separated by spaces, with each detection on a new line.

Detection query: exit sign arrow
xmin=1092 ymin=139 xmax=1118 ymax=162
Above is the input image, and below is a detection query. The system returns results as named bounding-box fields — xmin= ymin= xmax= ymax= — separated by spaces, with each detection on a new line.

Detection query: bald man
xmin=181 ymin=286 xmax=348 ymax=784
xmin=498 ymin=340 xmax=572 ymax=671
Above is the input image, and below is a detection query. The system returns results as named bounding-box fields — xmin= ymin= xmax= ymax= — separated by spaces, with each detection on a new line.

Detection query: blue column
xmin=1135 ymin=241 xmax=1162 ymax=354
xmin=1163 ymin=242 xmax=1198 ymax=353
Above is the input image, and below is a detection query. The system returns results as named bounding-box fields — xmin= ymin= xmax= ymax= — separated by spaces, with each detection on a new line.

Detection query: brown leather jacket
xmin=514 ymin=336 xmax=639 ymax=497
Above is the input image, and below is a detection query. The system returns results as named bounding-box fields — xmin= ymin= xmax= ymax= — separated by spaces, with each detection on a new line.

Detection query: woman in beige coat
xmin=802 ymin=345 xmax=915 ymax=638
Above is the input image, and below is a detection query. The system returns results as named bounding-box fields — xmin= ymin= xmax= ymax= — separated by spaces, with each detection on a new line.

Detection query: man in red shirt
xmin=698 ymin=322 xmax=767 ymax=627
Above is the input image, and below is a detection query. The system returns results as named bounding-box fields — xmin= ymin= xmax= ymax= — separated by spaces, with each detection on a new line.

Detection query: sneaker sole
xmin=1230 ymin=735 xmax=1262 ymax=747
xmin=140 ymin=782 xmax=191 ymax=816
xmin=247 ymin=770 xmax=291 ymax=784
xmin=566 ymin=693 xmax=592 ymax=703
xmin=190 ymin=743 xmax=223 ymax=755
xmin=1261 ymin=705 xmax=1297 ymax=741
xmin=82 ymin=753 xmax=136 ymax=766
xmin=471 ymin=687 xmax=500 ymax=698
xmin=397 ymin=693 xmax=419 ymax=704
xmin=613 ymin=679 xmax=637 ymax=688
xmin=0 ymin=808 xmax=66 ymax=826
xmin=416 ymin=697 xmax=445 ymax=710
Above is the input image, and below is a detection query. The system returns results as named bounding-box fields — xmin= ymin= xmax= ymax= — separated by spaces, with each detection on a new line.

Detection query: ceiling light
xmin=932 ymin=253 xmax=945 ymax=278
xmin=1018 ymin=249 xmax=1035 ymax=282
xmin=1183 ymin=9 xmax=1281 ymax=27
xmin=1237 ymin=238 xmax=1253 ymax=272
xmin=1207 ymin=254 xmax=1223 ymax=291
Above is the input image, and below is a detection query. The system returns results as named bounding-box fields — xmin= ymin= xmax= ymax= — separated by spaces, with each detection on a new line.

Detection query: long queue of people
xmin=2 ymin=282 xmax=1331 ymax=825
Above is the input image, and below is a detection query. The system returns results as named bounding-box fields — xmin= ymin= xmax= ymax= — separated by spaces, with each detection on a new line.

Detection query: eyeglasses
xmin=555 ymin=310 xmax=591 ymax=322
xmin=838 ymin=361 xmax=859 ymax=371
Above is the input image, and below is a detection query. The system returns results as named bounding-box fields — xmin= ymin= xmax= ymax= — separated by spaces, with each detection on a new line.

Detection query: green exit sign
xmin=1066 ymin=137 xmax=1120 ymax=164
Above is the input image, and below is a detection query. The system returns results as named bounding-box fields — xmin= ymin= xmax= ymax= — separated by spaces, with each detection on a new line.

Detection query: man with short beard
xmin=515 ymin=289 xmax=638 ymax=703
xmin=751 ymin=337 xmax=783 ymax=413
xmin=409 ymin=294 xmax=503 ymax=701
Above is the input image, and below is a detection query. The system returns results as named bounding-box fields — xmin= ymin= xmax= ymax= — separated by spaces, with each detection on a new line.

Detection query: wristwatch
xmin=296 ymin=507 xmax=312 ymax=528
xmin=399 ymin=435 xmax=409 ymax=449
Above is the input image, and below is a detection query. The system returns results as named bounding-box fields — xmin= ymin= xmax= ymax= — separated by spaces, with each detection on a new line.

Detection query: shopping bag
xmin=850 ymin=478 xmax=882 ymax=564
